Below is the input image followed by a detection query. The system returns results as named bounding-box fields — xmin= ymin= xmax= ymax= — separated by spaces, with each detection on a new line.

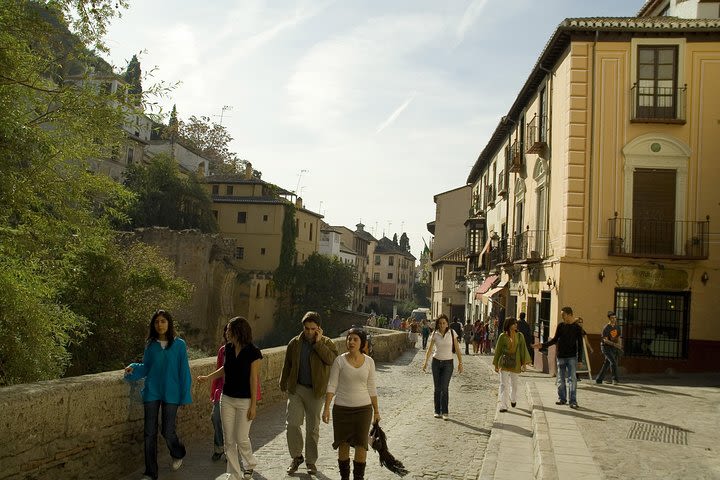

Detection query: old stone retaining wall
xmin=0 ymin=331 xmax=409 ymax=480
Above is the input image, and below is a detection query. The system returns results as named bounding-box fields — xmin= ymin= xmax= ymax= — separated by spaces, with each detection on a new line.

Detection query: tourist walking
xmin=517 ymin=312 xmax=533 ymax=363
xmin=209 ymin=323 xmax=229 ymax=461
xmin=279 ymin=311 xmax=339 ymax=476
xmin=420 ymin=320 xmax=431 ymax=350
xmin=463 ymin=320 xmax=473 ymax=355
xmin=124 ymin=309 xmax=192 ymax=480
xmin=532 ymin=306 xmax=584 ymax=409
xmin=596 ymin=311 xmax=622 ymax=384
xmin=493 ymin=317 xmax=532 ymax=412
xmin=472 ymin=320 xmax=482 ymax=354
xmin=421 ymin=314 xmax=463 ymax=420
xmin=197 ymin=316 xmax=262 ymax=480
xmin=322 ymin=328 xmax=381 ymax=480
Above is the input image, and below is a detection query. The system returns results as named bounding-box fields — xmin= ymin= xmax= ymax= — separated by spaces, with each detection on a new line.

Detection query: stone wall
xmin=0 ymin=331 xmax=409 ymax=480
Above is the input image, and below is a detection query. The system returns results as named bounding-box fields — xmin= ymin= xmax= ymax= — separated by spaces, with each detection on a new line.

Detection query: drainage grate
xmin=627 ymin=422 xmax=688 ymax=445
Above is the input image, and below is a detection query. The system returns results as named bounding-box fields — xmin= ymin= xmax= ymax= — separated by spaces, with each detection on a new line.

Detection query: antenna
xmin=214 ymin=105 xmax=233 ymax=125
xmin=296 ymin=169 xmax=309 ymax=194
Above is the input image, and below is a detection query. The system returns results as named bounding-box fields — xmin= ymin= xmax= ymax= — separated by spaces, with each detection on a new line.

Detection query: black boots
xmin=338 ymin=458 xmax=350 ymax=480
xmin=352 ymin=460 xmax=366 ymax=480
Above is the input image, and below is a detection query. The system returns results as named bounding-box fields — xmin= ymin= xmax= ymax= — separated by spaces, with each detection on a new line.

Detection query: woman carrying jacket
xmin=124 ymin=310 xmax=192 ymax=480
xmin=493 ymin=317 xmax=532 ymax=412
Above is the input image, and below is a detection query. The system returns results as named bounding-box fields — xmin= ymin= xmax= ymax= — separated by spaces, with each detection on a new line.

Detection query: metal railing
xmin=631 ymin=83 xmax=686 ymax=122
xmin=608 ymin=215 xmax=709 ymax=259
xmin=511 ymin=228 xmax=548 ymax=262
xmin=509 ymin=140 xmax=522 ymax=173
xmin=526 ymin=114 xmax=547 ymax=152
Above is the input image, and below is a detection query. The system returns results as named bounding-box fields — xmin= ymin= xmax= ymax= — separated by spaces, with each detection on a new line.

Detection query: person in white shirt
xmin=322 ymin=328 xmax=380 ymax=480
xmin=422 ymin=313 xmax=463 ymax=420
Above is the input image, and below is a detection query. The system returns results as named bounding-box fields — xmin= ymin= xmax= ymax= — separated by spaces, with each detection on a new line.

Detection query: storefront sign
xmin=616 ymin=266 xmax=688 ymax=290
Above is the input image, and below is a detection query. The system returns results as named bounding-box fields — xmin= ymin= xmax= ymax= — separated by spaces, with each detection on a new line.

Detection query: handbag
xmin=500 ymin=352 xmax=515 ymax=369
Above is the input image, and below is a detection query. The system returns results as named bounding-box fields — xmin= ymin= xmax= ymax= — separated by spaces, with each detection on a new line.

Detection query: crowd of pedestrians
xmin=122 ymin=304 xmax=621 ymax=479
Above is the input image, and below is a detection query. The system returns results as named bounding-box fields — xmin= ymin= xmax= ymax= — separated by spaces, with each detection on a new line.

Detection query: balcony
xmin=631 ymin=83 xmax=686 ymax=124
xmin=608 ymin=215 xmax=709 ymax=259
xmin=511 ymin=228 xmax=548 ymax=263
xmin=485 ymin=184 xmax=496 ymax=208
xmin=508 ymin=140 xmax=522 ymax=173
xmin=489 ymin=237 xmax=512 ymax=269
xmin=526 ymin=114 xmax=547 ymax=154
xmin=497 ymin=170 xmax=508 ymax=197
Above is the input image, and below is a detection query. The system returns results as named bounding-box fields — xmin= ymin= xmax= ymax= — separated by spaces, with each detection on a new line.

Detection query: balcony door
xmin=632 ymin=168 xmax=675 ymax=255
xmin=637 ymin=46 xmax=677 ymax=119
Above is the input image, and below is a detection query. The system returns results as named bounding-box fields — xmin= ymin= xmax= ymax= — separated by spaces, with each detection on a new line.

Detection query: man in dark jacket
xmin=450 ymin=317 xmax=463 ymax=341
xmin=532 ymin=306 xmax=583 ymax=409
xmin=280 ymin=311 xmax=339 ymax=475
xmin=517 ymin=312 xmax=533 ymax=363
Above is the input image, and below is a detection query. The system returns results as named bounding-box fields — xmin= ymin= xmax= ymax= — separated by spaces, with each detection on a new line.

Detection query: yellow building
xmin=465 ymin=0 xmax=718 ymax=373
xmin=204 ymin=168 xmax=322 ymax=338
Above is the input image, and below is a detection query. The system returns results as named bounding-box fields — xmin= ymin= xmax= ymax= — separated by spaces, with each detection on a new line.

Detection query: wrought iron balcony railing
xmin=608 ymin=215 xmax=709 ymax=259
xmin=508 ymin=139 xmax=522 ymax=173
xmin=526 ymin=114 xmax=547 ymax=153
xmin=631 ymin=83 xmax=686 ymax=123
xmin=511 ymin=228 xmax=548 ymax=263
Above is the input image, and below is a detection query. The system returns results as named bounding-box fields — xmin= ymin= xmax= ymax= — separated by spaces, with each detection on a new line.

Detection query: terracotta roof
xmin=375 ymin=237 xmax=416 ymax=259
xmin=431 ymin=247 xmax=466 ymax=265
xmin=203 ymin=175 xmax=294 ymax=195
xmin=466 ymin=16 xmax=720 ymax=184
xmin=211 ymin=195 xmax=285 ymax=205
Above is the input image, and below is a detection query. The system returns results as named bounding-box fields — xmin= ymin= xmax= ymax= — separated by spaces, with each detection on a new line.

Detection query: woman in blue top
xmin=124 ymin=310 xmax=192 ymax=480
xmin=198 ymin=316 xmax=263 ymax=480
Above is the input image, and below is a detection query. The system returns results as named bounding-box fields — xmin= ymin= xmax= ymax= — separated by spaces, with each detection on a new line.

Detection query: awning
xmin=479 ymin=236 xmax=492 ymax=257
xmin=481 ymin=286 xmax=505 ymax=306
xmin=474 ymin=274 xmax=498 ymax=299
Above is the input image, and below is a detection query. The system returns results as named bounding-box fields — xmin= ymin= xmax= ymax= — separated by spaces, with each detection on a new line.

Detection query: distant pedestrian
xmin=279 ymin=311 xmax=339 ymax=476
xmin=421 ymin=320 xmax=431 ymax=350
xmin=421 ymin=314 xmax=463 ymax=420
xmin=209 ymin=323 xmax=229 ymax=462
xmin=596 ymin=311 xmax=622 ymax=385
xmin=517 ymin=312 xmax=533 ymax=363
xmin=493 ymin=317 xmax=532 ymax=412
xmin=197 ymin=316 xmax=262 ymax=480
xmin=322 ymin=328 xmax=381 ymax=480
xmin=450 ymin=317 xmax=463 ymax=340
xmin=124 ymin=309 xmax=191 ymax=480
xmin=392 ymin=315 xmax=401 ymax=330
xmin=463 ymin=320 xmax=473 ymax=355
xmin=532 ymin=306 xmax=584 ymax=409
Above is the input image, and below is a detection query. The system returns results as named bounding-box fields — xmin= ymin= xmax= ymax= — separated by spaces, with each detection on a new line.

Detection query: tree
xmin=123 ymin=53 xmax=142 ymax=102
xmin=177 ymin=115 xmax=243 ymax=175
xmin=123 ymin=154 xmax=218 ymax=233
xmin=392 ymin=233 xmax=398 ymax=244
xmin=399 ymin=232 xmax=410 ymax=252
xmin=294 ymin=253 xmax=355 ymax=314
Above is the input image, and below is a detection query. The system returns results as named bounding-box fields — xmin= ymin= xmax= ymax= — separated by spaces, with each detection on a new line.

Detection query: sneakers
xmin=433 ymin=413 xmax=441 ymax=418
xmin=569 ymin=403 xmax=579 ymax=409
xmin=287 ymin=455 xmax=304 ymax=474
xmin=442 ymin=414 xmax=449 ymax=421
xmin=555 ymin=400 xmax=567 ymax=405
xmin=499 ymin=408 xmax=508 ymax=413
xmin=171 ymin=458 xmax=183 ymax=471
xmin=511 ymin=402 xmax=517 ymax=408
xmin=243 ymin=469 xmax=254 ymax=479
xmin=307 ymin=463 xmax=317 ymax=475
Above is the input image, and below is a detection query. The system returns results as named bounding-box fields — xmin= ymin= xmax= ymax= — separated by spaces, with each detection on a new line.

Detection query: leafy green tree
xmin=123 ymin=154 xmax=217 ymax=233
xmin=294 ymin=253 xmax=355 ymax=314
xmin=413 ymin=281 xmax=431 ymax=307
xmin=123 ymin=53 xmax=142 ymax=103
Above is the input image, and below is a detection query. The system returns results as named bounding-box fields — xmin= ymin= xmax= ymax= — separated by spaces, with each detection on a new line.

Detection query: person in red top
xmin=210 ymin=323 xmax=229 ymax=461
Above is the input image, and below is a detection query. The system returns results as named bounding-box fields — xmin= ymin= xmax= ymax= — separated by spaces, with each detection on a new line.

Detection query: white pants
xmin=220 ymin=394 xmax=257 ymax=478
xmin=498 ymin=370 xmax=518 ymax=410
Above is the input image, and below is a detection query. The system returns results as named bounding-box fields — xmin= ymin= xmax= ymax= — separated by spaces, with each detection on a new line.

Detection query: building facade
xmin=464 ymin=0 xmax=719 ymax=373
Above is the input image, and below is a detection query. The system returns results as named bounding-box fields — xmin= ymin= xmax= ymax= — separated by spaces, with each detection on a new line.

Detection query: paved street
xmin=119 ymin=341 xmax=720 ymax=480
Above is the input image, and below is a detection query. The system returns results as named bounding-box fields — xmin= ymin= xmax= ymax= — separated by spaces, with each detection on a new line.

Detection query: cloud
xmin=375 ymin=92 xmax=417 ymax=134
xmin=455 ymin=0 xmax=490 ymax=48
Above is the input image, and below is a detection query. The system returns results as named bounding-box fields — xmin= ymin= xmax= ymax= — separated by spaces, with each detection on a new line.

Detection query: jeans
xmin=556 ymin=357 xmax=578 ymax=404
xmin=286 ymin=385 xmax=324 ymax=464
xmin=596 ymin=347 xmax=619 ymax=382
xmin=212 ymin=400 xmax=224 ymax=450
xmin=422 ymin=334 xmax=429 ymax=349
xmin=143 ymin=401 xmax=186 ymax=480
xmin=221 ymin=394 xmax=257 ymax=477
xmin=431 ymin=358 xmax=453 ymax=415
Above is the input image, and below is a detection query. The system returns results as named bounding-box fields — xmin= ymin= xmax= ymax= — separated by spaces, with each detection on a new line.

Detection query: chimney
xmin=295 ymin=197 xmax=303 ymax=209
xmin=244 ymin=162 xmax=253 ymax=179
xmin=356 ymin=223 xmax=365 ymax=232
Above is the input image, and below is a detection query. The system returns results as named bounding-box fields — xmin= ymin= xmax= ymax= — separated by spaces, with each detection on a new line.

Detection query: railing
xmin=608 ymin=215 xmax=709 ymax=259
xmin=489 ymin=236 xmax=512 ymax=269
xmin=631 ymin=83 xmax=686 ymax=123
xmin=526 ymin=114 xmax=547 ymax=153
xmin=509 ymin=139 xmax=522 ymax=173
xmin=511 ymin=228 xmax=548 ymax=262
xmin=485 ymin=184 xmax=496 ymax=208
xmin=497 ymin=170 xmax=507 ymax=196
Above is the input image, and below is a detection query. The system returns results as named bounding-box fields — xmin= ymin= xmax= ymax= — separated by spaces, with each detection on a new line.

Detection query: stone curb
xmin=477 ymin=360 xmax=502 ymax=480
xmin=527 ymin=381 xmax=558 ymax=480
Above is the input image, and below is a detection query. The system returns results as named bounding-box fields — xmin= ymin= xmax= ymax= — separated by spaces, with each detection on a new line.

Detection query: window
xmin=212 ymin=185 xmax=219 ymax=195
xmin=615 ymin=289 xmax=689 ymax=359
xmin=374 ymin=255 xmax=380 ymax=265
xmin=237 ymin=211 xmax=247 ymax=223
xmin=309 ymin=223 xmax=313 ymax=241
xmin=373 ymin=273 xmax=380 ymax=282
xmin=235 ymin=247 xmax=244 ymax=259
xmin=636 ymin=46 xmax=678 ymax=119
xmin=387 ymin=273 xmax=393 ymax=280
xmin=455 ymin=267 xmax=466 ymax=282
xmin=260 ymin=248 xmax=266 ymax=255
xmin=226 ymin=185 xmax=233 ymax=195
xmin=296 ymin=219 xmax=299 ymax=238
xmin=212 ymin=210 xmax=218 ymax=220
xmin=388 ymin=256 xmax=394 ymax=266
xmin=256 ymin=284 xmax=261 ymax=298
xmin=127 ymin=147 xmax=134 ymax=164
xmin=263 ymin=214 xmax=268 ymax=222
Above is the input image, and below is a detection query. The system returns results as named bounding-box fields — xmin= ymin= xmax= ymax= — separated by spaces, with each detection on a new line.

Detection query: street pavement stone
xmin=119 ymin=341 xmax=501 ymax=480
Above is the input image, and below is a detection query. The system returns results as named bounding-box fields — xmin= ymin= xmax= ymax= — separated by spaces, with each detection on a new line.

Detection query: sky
xmin=104 ymin=0 xmax=640 ymax=259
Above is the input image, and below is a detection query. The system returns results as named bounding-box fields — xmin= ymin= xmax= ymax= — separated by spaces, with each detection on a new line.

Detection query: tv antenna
xmin=215 ymin=105 xmax=233 ymax=125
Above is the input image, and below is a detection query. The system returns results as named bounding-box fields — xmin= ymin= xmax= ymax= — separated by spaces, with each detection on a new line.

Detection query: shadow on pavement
xmin=508 ymin=409 xmax=531 ymax=418
xmin=492 ymin=421 xmax=533 ymax=438
xmin=611 ymin=383 xmax=699 ymax=398
xmin=583 ymin=385 xmax=638 ymax=397
xmin=540 ymin=405 xmax=604 ymax=421
xmin=446 ymin=418 xmax=491 ymax=436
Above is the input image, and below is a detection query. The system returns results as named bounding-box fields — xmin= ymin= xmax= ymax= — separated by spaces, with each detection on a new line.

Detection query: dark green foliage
xmin=413 ymin=281 xmax=431 ymax=307
xmin=123 ymin=154 xmax=218 ymax=233
xmin=123 ymin=53 xmax=142 ymax=103
xmin=294 ymin=253 xmax=355 ymax=314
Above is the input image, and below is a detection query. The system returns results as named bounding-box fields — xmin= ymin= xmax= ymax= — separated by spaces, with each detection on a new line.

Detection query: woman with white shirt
xmin=322 ymin=328 xmax=380 ymax=480
xmin=422 ymin=314 xmax=463 ymax=420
